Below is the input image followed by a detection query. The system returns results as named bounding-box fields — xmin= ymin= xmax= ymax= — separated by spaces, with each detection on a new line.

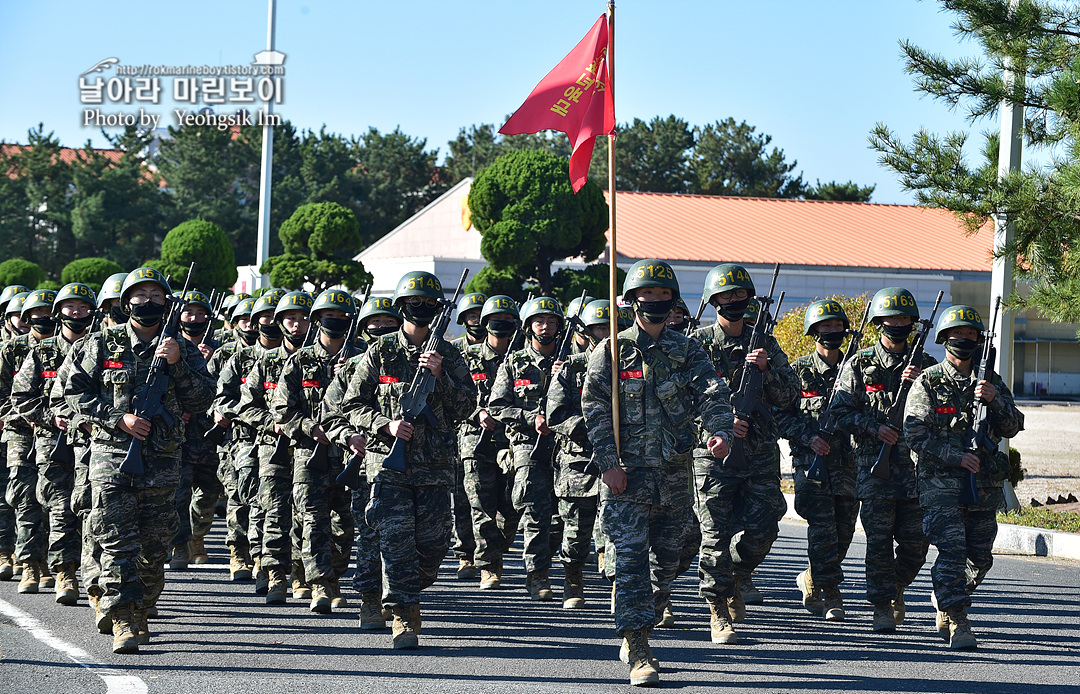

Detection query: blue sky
xmin=0 ymin=0 xmax=993 ymax=204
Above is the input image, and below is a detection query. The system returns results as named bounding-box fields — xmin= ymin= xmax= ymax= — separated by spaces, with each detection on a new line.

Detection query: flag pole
xmin=607 ymin=0 xmax=620 ymax=459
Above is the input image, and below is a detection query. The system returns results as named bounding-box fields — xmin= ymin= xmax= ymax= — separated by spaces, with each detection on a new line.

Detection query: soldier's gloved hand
xmin=975 ymin=380 xmax=996 ymax=403
xmin=311 ymin=424 xmax=331 ymax=446
xmin=960 ymin=452 xmax=981 ymax=473
xmin=386 ymin=420 xmax=414 ymax=441
xmin=902 ymin=365 xmax=922 ymax=381
xmin=347 ymin=433 xmax=366 ymax=457
xmin=877 ymin=424 xmax=899 ymax=445
xmin=213 ymin=412 xmax=232 ymax=428
xmin=478 ymin=409 xmax=497 ymax=431
xmin=809 ymin=435 xmax=831 ymax=456
xmin=120 ymin=414 xmax=152 ymax=441
xmin=733 ymin=417 xmax=750 ymax=439
xmin=419 ymin=350 xmax=443 ymax=378
xmin=707 ymin=434 xmax=729 ymax=458
xmin=158 ymin=337 xmax=181 ymax=365
xmin=54 ymin=416 xmax=68 ymax=431
xmin=747 ymin=348 xmax=769 ymax=372
xmin=602 ymin=466 xmax=627 ymax=494
xmin=534 ymin=414 xmax=551 ymax=436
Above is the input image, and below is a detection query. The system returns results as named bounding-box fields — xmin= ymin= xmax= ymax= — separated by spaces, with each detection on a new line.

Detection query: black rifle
xmin=527 ymin=290 xmax=589 ymax=465
xmin=119 ymin=262 xmax=196 ymax=476
xmin=805 ymin=302 xmax=873 ymax=485
xmin=960 ymin=297 xmax=1002 ymax=505
xmin=470 ymin=316 xmax=521 ymax=460
xmin=870 ymin=290 xmax=945 ymax=480
xmin=724 ymin=264 xmax=782 ymax=470
xmin=375 ymin=268 xmax=470 ymax=474
xmin=49 ymin=308 xmax=106 ymax=466
xmin=509 ymin=293 xmax=534 ymax=354
xmin=684 ymin=294 xmax=708 ymax=337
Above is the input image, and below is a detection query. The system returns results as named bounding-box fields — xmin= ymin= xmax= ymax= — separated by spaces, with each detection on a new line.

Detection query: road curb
xmin=781 ymin=492 xmax=1080 ymax=561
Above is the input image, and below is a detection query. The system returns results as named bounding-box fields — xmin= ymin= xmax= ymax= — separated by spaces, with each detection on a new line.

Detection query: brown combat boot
xmin=265 ymin=566 xmax=288 ymax=605
xmin=872 ymin=601 xmax=896 ymax=633
xmin=359 ymin=592 xmax=387 ymax=631
xmin=88 ymin=588 xmax=112 ymax=634
xmin=946 ymin=606 xmax=977 ymax=650
xmin=253 ymin=557 xmax=269 ymax=594
xmin=740 ymin=574 xmax=764 ymax=605
xmin=110 ymin=605 xmax=139 ymax=654
xmin=309 ymin=579 xmax=332 ymax=614
xmin=936 ymin=608 xmax=951 ymax=640
xmin=189 ymin=536 xmax=209 ymax=565
xmin=562 ymin=564 xmax=585 ymax=609
xmin=133 ymin=607 xmax=151 ymax=645
xmin=456 ymin=558 xmax=476 ymax=580
xmin=893 ymin=585 xmax=907 ymax=625
xmin=391 ymin=604 xmax=419 ymax=650
xmin=527 ymin=569 xmax=553 ymax=602
xmin=167 ymin=543 xmax=189 ymax=570
xmin=0 ymin=548 xmax=13 ymax=580
xmin=621 ymin=629 xmax=660 ymax=687
xmin=229 ymin=544 xmax=253 ymax=581
xmin=727 ymin=577 xmax=746 ymax=623
xmin=292 ymin=561 xmax=311 ymax=600
xmin=53 ymin=562 xmax=80 ymax=605
xmin=707 ymin=598 xmax=738 ymax=644
xmin=655 ymin=600 xmax=675 ymax=628
xmin=479 ymin=555 xmax=502 ymax=590
xmin=39 ymin=564 xmax=54 ymax=589
xmin=329 ymin=575 xmax=347 ymax=609
xmin=796 ymin=568 xmax=823 ymax=615
xmin=17 ymin=558 xmax=40 ymax=594
xmin=821 ymin=585 xmax=845 ymax=622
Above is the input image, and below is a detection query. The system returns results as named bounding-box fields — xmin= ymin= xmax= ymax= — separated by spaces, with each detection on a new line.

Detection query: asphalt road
xmin=2 ymin=521 xmax=1078 ymax=693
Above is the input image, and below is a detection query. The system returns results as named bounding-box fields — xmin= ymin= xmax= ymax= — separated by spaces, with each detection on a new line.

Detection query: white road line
xmin=0 ymin=597 xmax=147 ymax=694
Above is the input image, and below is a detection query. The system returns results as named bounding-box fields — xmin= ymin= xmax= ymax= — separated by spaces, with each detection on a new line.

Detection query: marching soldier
xmin=0 ymin=284 xmax=29 ymax=578
xmin=488 ymin=296 xmax=565 ymax=601
xmin=450 ymin=292 xmax=487 ymax=577
xmin=11 ymin=283 xmax=97 ymax=606
xmin=905 ymin=304 xmax=1023 ymax=649
xmin=1 ymin=289 xmax=57 ymax=594
xmin=64 ymin=268 xmax=214 ymax=653
xmin=451 ymin=292 xmax=487 ymax=352
xmin=338 ymin=270 xmax=476 ymax=649
xmin=693 ymin=264 xmax=798 ymax=627
xmin=97 ymin=273 xmax=129 ymax=327
xmin=582 ymin=259 xmax=733 ymax=687
xmin=831 ymin=287 xmax=934 ymax=633
xmin=0 ymin=285 xmax=30 ymax=341
xmin=458 ymin=294 xmax=521 ymax=590
xmin=564 ymin=294 xmax=595 ymax=355
xmin=775 ymin=299 xmax=860 ymax=621
xmin=271 ymin=288 xmax=359 ymax=613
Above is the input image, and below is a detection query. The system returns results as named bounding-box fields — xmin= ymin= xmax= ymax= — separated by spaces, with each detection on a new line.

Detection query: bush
xmin=0 ymin=258 xmax=46 ymax=289
xmin=36 ymin=280 xmax=61 ymax=291
xmin=60 ymin=257 xmax=124 ymax=294
xmin=773 ymin=293 xmax=879 ymax=360
xmin=150 ymin=219 xmax=237 ymax=292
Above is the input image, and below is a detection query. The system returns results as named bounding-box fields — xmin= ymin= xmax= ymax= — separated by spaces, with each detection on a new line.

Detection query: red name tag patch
xmin=302 ymin=380 xmax=320 ymax=388
xmin=865 ymin=384 xmax=884 ymax=392
xmin=514 ymin=379 xmax=531 ymax=387
xmin=801 ymin=390 xmax=819 ymax=398
xmin=263 ymin=382 xmax=277 ymax=390
xmin=620 ymin=370 xmax=643 ymax=380
xmin=935 ymin=406 xmax=957 ymax=414
xmin=379 ymin=375 xmax=399 ymax=384
xmin=40 ymin=370 xmax=57 ymax=378
xmin=104 ymin=360 xmax=123 ymax=369
xmin=471 ymin=373 xmax=488 ymax=381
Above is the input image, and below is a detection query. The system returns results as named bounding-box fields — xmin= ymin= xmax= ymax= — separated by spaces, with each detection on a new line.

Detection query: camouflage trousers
xmin=217 ymin=450 xmax=242 ymax=545
xmin=294 ymin=473 xmax=354 ymax=584
xmin=72 ymin=446 xmax=102 ymax=590
xmin=6 ymin=436 xmax=46 ymax=564
xmin=91 ymin=482 xmax=177 ymax=614
xmin=603 ymin=495 xmax=693 ymax=633
xmin=238 ymin=462 xmax=263 ymax=557
xmin=923 ymin=500 xmax=998 ymax=611
xmin=694 ymin=464 xmax=781 ymax=600
xmin=860 ymin=497 xmax=928 ymax=604
xmin=172 ymin=461 xmax=222 ymax=546
xmin=464 ymin=454 xmax=520 ymax=569
xmin=0 ymin=441 xmax=13 ymax=552
xmin=794 ymin=486 xmax=859 ymax=587
xmin=351 ymin=481 xmax=383 ymax=595
xmin=258 ymin=458 xmax=293 ymax=570
xmin=451 ymin=456 xmax=476 ymax=562
xmin=35 ymin=438 xmax=81 ymax=569
xmin=558 ymin=494 xmax=598 ymax=570
xmin=511 ymin=461 xmax=555 ymax=574
xmin=364 ymin=481 xmax=451 ymax=608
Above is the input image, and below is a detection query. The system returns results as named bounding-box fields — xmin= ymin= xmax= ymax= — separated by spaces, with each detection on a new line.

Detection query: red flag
xmin=499 ymin=14 xmax=615 ymax=192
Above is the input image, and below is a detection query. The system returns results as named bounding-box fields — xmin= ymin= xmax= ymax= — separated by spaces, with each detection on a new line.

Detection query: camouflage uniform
xmin=447 ymin=334 xmax=478 ymax=566
xmin=340 ymin=329 xmax=475 ymax=608
xmin=546 ymin=350 xmax=600 ymax=573
xmin=488 ymin=344 xmax=558 ymax=577
xmin=582 ymin=325 xmax=734 ymax=633
xmin=271 ymin=339 xmax=357 ymax=586
xmin=1 ymin=333 xmax=46 ymax=568
xmin=206 ymin=340 xmax=241 ymax=547
xmin=693 ymin=322 xmax=798 ymax=601
xmin=64 ymin=322 xmax=214 ymax=614
xmin=904 ymin=360 xmax=1023 ymax=610
xmin=11 ymin=335 xmax=83 ymax=571
xmin=831 ymin=341 xmax=936 ymax=605
xmin=775 ymin=351 xmax=859 ymax=588
xmin=459 ymin=341 xmax=519 ymax=571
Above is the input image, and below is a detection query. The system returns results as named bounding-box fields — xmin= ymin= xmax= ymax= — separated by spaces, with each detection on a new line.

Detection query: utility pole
xmin=255 ymin=0 xmax=277 ymax=289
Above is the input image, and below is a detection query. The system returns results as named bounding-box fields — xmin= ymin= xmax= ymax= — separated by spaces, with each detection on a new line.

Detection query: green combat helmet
xmin=868 ymin=287 xmax=919 ymax=320
xmin=221 ymin=293 xmax=250 ymax=320
xmin=521 ymin=296 xmax=564 ymax=345
xmin=617 ymin=305 xmax=634 ymax=329
xmin=274 ymin=290 xmax=314 ymax=320
xmin=455 ymin=293 xmax=487 ymax=324
xmin=358 ymin=296 xmax=402 ymax=338
xmin=703 ymin=263 xmax=754 ymax=304
xmin=312 ymin=289 xmax=356 ymax=339
xmin=582 ymin=299 xmax=612 ymax=327
xmin=6 ymin=292 xmax=30 ymax=317
xmin=261 ymin=287 xmax=287 ymax=302
xmin=120 ymin=267 xmax=171 ymax=310
xmin=232 ymin=297 xmax=257 ymax=321
xmin=22 ymin=289 xmax=59 ymax=335
xmin=97 ymin=273 xmax=127 ymax=307
xmin=183 ymin=290 xmax=213 ymax=313
xmin=935 ymin=304 xmax=984 ymax=344
xmin=52 ymin=283 xmax=97 ymax=314
xmin=480 ymin=295 xmax=518 ymax=338
xmin=394 ymin=271 xmax=444 ymax=326
xmin=803 ymin=299 xmax=850 ymax=335
xmin=623 ymin=259 xmax=679 ymax=324
xmin=565 ymin=294 xmax=596 ymax=333
xmin=250 ymin=293 xmax=281 ymax=320
xmin=0 ymin=285 xmax=30 ymax=315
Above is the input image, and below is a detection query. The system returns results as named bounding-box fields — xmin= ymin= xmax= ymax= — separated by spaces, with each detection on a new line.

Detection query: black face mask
xmin=534 ymin=333 xmax=557 ymax=346
xmin=180 ymin=319 xmax=207 ymax=337
xmin=130 ymin=301 xmax=166 ymax=327
xmin=485 ymin=319 xmax=516 ymax=338
xmin=946 ymin=337 xmax=980 ymax=361
xmin=717 ymin=298 xmax=751 ymax=321
xmin=239 ymin=328 xmax=259 ymax=345
xmin=29 ymin=316 xmax=57 ymax=334
xmin=881 ymin=322 xmax=915 ymax=342
xmin=109 ymin=304 xmax=129 ymax=324
xmin=258 ymin=322 xmax=282 ymax=340
xmin=465 ymin=324 xmax=487 ymax=339
xmin=61 ymin=314 xmax=95 ymax=334
xmin=402 ymin=302 xmax=440 ymax=326
xmin=815 ymin=330 xmax=846 ymax=351
xmin=320 ymin=316 xmax=351 ymax=339
xmin=634 ymin=298 xmax=675 ymax=325
xmin=366 ymin=324 xmax=398 ymax=338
